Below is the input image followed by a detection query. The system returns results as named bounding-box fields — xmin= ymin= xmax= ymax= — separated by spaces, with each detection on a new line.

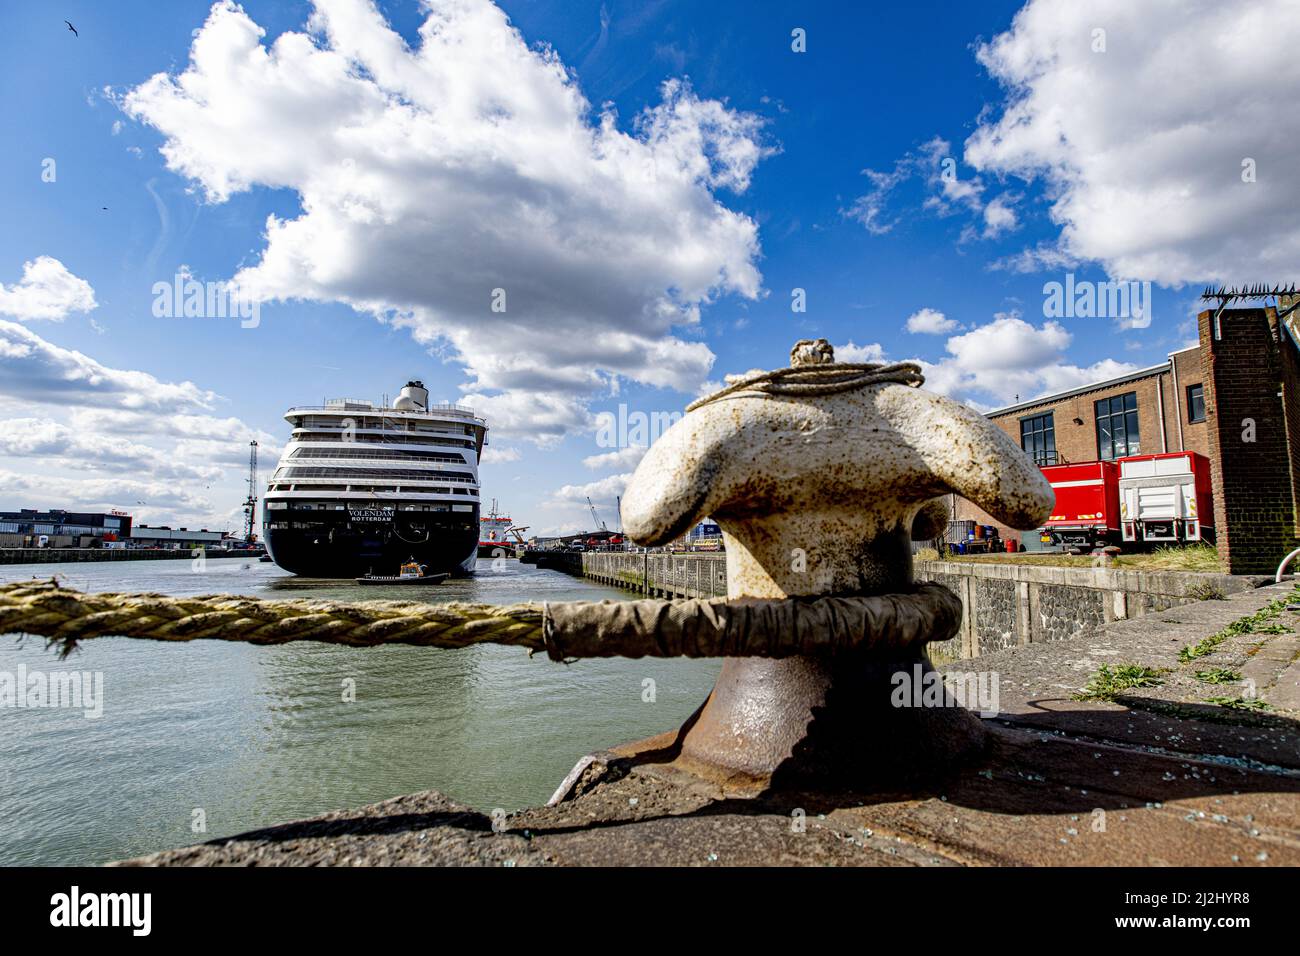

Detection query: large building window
xmin=1020 ymin=412 xmax=1057 ymax=465
xmin=1096 ymin=392 xmax=1140 ymax=459
xmin=1186 ymin=383 xmax=1206 ymax=423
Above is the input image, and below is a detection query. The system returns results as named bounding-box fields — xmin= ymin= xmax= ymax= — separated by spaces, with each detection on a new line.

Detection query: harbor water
xmin=0 ymin=558 xmax=721 ymax=866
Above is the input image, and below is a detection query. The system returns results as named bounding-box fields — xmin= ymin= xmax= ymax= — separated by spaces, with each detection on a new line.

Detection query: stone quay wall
xmin=578 ymin=551 xmax=1263 ymax=662
xmin=916 ymin=560 xmax=1262 ymax=662
xmin=0 ymin=548 xmax=261 ymax=565
xmin=581 ymin=551 xmax=728 ymax=599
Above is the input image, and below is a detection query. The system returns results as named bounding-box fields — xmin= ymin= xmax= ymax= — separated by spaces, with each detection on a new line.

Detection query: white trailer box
xmin=1117 ymin=452 xmax=1213 ymax=544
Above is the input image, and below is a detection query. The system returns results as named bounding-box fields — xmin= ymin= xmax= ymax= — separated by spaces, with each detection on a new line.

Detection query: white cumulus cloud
xmin=479 ymin=444 xmax=521 ymax=464
xmin=0 ymin=257 xmax=97 ymax=322
xmin=966 ymin=0 xmax=1300 ymax=284
xmin=0 ymin=323 xmax=276 ymax=529
xmin=0 ymin=319 xmax=214 ymax=410
xmin=834 ymin=341 xmax=886 ymax=363
xmin=828 ymin=314 xmax=1141 ymax=411
xmin=582 ymin=444 xmax=647 ymax=471
xmin=122 ymin=0 xmax=773 ymax=439
xmin=0 ymin=418 xmax=223 ymax=483
xmin=0 ymin=470 xmax=216 ymax=520
xmin=555 ymin=472 xmax=631 ymax=510
xmin=904 ymin=308 xmax=959 ymax=335
xmin=923 ymin=314 xmax=1140 ymax=408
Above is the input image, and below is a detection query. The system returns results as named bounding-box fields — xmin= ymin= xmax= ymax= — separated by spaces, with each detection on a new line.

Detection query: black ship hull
xmin=263 ymin=509 xmax=478 ymax=578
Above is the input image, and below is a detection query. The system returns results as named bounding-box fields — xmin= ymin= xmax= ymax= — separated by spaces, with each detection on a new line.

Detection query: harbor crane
xmin=242 ymin=440 xmax=259 ymax=543
xmin=586 ymin=496 xmax=607 ymax=532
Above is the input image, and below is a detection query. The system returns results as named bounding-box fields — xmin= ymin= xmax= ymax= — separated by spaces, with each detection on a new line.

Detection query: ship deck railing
xmin=287 ymin=404 xmax=483 ymax=422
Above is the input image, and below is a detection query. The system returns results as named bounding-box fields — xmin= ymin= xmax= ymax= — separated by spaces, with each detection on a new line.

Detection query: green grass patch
xmin=1074 ymin=663 xmax=1167 ymax=702
xmin=944 ymin=543 xmax=1224 ymax=571
xmin=1128 ymin=543 xmax=1223 ymax=572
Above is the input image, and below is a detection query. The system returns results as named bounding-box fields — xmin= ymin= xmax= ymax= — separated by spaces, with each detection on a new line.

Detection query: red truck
xmin=1039 ymin=460 xmax=1120 ymax=550
xmin=1038 ymin=452 xmax=1213 ymax=550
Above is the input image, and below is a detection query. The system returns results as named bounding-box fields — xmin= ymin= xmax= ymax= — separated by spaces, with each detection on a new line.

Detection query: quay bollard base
xmin=665 ymin=653 xmax=991 ymax=793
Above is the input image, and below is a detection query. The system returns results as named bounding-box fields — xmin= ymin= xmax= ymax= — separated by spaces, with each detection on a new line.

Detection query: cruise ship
xmin=262 ymin=381 xmax=486 ymax=577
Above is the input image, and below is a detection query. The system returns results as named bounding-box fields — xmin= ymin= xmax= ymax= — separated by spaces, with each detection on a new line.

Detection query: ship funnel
xmin=394 ymin=380 xmax=429 ymax=411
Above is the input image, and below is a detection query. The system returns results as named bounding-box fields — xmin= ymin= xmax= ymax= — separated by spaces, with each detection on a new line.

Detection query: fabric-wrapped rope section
xmin=0 ymin=579 xmax=961 ymax=662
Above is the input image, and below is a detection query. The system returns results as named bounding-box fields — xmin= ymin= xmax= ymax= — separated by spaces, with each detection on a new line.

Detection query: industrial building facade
xmin=955 ymin=305 xmax=1300 ymax=573
xmin=0 ymin=509 xmax=133 ymax=549
xmin=986 ymin=347 xmax=1209 ymax=472
xmin=0 ymin=509 xmax=235 ymax=551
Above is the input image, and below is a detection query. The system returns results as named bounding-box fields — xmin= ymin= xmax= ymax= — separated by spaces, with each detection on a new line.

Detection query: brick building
xmin=953 ymin=305 xmax=1300 ymax=573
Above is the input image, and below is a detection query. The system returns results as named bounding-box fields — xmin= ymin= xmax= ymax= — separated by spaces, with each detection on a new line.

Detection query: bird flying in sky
xmin=64 ymin=20 xmax=78 ymax=37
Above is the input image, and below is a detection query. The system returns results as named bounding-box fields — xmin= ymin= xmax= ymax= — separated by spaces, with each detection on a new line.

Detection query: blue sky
xmin=1 ymin=0 xmax=1294 ymax=535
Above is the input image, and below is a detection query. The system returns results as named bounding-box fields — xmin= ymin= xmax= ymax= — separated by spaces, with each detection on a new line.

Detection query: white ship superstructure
xmin=262 ymin=381 xmax=487 ymax=577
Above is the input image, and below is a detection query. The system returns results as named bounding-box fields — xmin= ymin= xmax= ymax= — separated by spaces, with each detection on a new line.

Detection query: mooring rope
xmin=0 ymin=580 xmax=545 ymax=658
xmin=0 ymin=579 xmax=961 ymax=662
xmin=687 ymin=361 xmax=924 ymax=412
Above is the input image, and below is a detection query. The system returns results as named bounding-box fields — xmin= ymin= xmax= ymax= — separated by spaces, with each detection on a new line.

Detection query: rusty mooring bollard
xmin=617 ymin=339 xmax=1054 ymax=792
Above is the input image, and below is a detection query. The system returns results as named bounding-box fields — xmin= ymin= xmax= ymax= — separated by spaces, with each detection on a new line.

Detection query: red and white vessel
xmin=478 ymin=500 xmax=515 ymax=558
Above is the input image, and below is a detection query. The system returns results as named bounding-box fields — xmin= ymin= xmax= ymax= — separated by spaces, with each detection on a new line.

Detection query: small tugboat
xmin=355 ymin=558 xmax=448 ymax=586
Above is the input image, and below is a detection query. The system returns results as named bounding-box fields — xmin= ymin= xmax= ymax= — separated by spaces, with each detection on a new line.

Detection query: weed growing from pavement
xmin=1204 ymin=695 xmax=1269 ymax=712
xmin=1178 ymin=589 xmax=1299 ymax=663
xmin=1074 ymin=663 xmax=1167 ymax=702
xmin=1194 ymin=667 xmax=1242 ymax=684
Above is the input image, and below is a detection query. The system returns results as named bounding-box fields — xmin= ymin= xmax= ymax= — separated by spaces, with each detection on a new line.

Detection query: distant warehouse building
xmin=953 ymin=304 xmax=1300 ymax=574
xmin=0 ymin=509 xmax=132 ymax=549
xmin=0 ymin=510 xmax=238 ymax=551
xmin=128 ymin=526 xmax=230 ymax=550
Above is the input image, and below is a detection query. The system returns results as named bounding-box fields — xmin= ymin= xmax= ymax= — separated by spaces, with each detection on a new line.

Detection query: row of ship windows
xmin=267 ymin=486 xmax=477 ymax=494
xmin=267 ymin=502 xmax=477 ymax=513
xmin=273 ymin=467 xmax=475 ymax=481
xmin=287 ymin=446 xmax=470 ymax=464
xmin=299 ymin=416 xmax=476 ymax=430
xmin=268 ymin=519 xmax=475 ymax=530
xmin=291 ymin=431 xmax=476 ymax=449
